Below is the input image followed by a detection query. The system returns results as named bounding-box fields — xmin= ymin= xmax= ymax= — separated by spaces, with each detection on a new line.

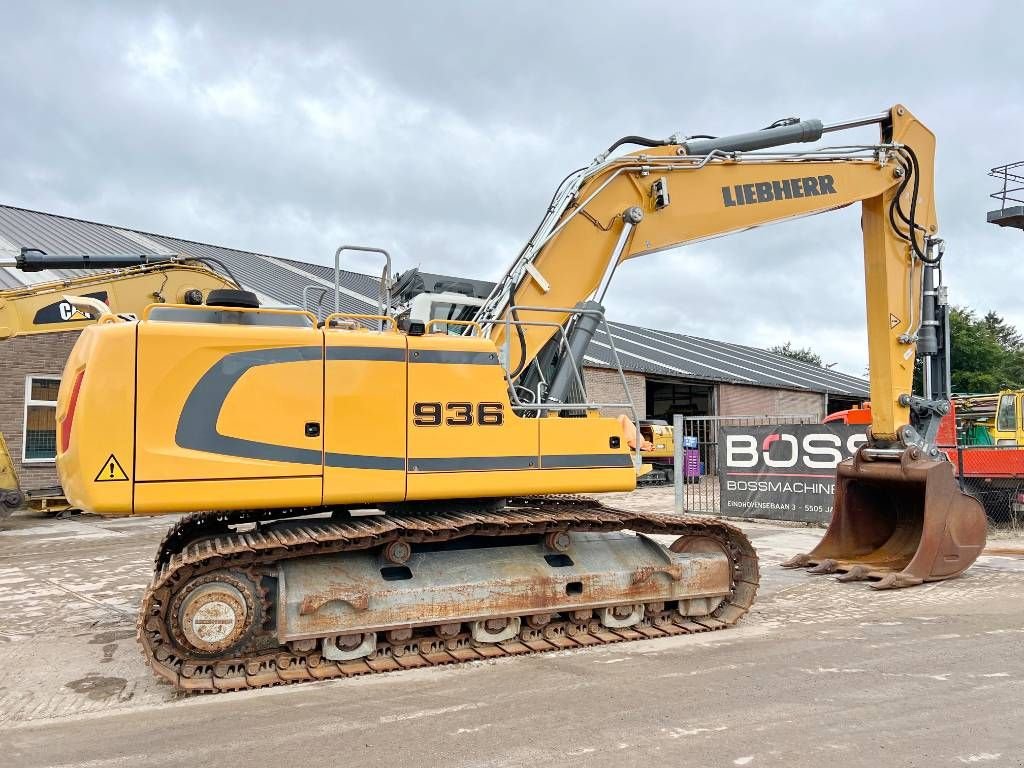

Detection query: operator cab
xmin=391 ymin=268 xmax=493 ymax=335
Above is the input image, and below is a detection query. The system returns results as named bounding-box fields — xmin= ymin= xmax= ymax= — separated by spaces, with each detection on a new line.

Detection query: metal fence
xmin=674 ymin=414 xmax=818 ymax=519
xmin=669 ymin=415 xmax=1024 ymax=534
xmin=990 ymin=161 xmax=1024 ymax=210
xmin=948 ymin=445 xmax=1024 ymax=535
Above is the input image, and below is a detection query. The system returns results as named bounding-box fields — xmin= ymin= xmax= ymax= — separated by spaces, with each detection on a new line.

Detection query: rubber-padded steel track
xmin=138 ymin=499 xmax=759 ymax=692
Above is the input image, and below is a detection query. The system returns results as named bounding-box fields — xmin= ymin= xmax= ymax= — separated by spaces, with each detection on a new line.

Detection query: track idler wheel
xmin=169 ymin=570 xmax=263 ymax=657
xmin=782 ymin=447 xmax=986 ymax=588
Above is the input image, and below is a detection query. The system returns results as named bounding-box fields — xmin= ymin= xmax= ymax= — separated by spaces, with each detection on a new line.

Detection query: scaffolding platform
xmin=989 ymin=162 xmax=1024 ymax=230
xmin=988 ymin=206 xmax=1024 ymax=229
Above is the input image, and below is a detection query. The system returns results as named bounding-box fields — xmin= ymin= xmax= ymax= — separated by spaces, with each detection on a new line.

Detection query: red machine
xmin=827 ymin=404 xmax=1024 ymax=516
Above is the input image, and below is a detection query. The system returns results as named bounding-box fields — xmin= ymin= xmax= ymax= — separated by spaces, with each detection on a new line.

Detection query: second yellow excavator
xmin=55 ymin=104 xmax=984 ymax=692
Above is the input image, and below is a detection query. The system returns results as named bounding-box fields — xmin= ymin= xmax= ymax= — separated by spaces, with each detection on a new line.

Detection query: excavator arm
xmin=480 ymin=104 xmax=984 ymax=588
xmin=486 ymin=105 xmax=935 ymax=444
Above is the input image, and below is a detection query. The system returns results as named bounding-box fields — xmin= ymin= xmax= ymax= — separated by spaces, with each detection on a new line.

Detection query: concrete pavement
xmin=2 ymin=490 xmax=1023 ymax=767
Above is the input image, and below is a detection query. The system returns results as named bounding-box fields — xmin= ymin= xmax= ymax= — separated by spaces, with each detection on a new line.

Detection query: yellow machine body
xmin=0 ymin=259 xmax=239 ymax=513
xmin=0 ymin=434 xmax=17 ymax=494
xmin=58 ymin=105 xmax=984 ymax=590
xmin=57 ymin=306 xmax=635 ymax=516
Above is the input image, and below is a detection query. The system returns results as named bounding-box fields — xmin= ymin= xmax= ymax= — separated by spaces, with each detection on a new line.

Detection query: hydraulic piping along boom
xmin=481 ymin=104 xmax=985 ymax=588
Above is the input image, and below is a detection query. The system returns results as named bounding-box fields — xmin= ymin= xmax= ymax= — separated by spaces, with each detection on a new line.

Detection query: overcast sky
xmin=2 ymin=2 xmax=1022 ymax=375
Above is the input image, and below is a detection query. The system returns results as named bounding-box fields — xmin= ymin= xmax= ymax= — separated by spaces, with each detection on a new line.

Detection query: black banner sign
xmin=717 ymin=424 xmax=868 ymax=522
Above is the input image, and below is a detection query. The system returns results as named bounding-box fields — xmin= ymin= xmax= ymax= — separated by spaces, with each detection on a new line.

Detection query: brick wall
xmin=1 ymin=330 xmax=80 ymax=489
xmin=582 ymin=367 xmax=646 ymax=419
xmin=717 ymin=383 xmax=823 ymax=420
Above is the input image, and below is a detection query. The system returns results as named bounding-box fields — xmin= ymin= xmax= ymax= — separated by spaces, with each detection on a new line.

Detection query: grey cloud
xmin=1 ymin=1 xmax=1022 ymax=374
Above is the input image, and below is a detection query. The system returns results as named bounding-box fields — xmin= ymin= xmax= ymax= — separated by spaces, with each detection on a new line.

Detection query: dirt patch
xmin=65 ymin=674 xmax=130 ymax=701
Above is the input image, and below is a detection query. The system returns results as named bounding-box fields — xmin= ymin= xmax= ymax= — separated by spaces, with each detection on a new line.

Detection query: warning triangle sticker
xmin=94 ymin=454 xmax=129 ymax=482
xmin=889 ymin=313 xmax=901 ymax=329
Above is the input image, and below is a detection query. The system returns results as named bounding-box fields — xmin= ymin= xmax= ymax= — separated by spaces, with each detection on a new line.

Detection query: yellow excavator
xmin=0 ymin=249 xmax=241 ymax=518
xmin=55 ymin=104 xmax=984 ymax=692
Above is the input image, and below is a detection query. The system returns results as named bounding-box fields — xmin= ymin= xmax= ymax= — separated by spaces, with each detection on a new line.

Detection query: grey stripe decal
xmin=406 ymin=454 xmax=634 ymax=472
xmin=542 ymin=454 xmax=634 ymax=469
xmin=175 ymin=346 xmax=625 ymax=474
xmin=326 ymin=453 xmax=405 ymax=470
xmin=409 ymin=350 xmax=498 ymax=365
xmin=327 ymin=346 xmax=406 ymax=362
xmin=409 ymin=456 xmax=538 ymax=472
xmin=176 ymin=346 xmax=326 ymax=465
xmin=176 ymin=345 xmax=408 ymax=470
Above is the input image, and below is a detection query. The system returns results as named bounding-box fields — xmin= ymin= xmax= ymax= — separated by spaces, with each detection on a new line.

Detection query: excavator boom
xmin=483 ymin=107 xmax=929 ymax=438
xmin=0 ymin=249 xmax=239 ymax=340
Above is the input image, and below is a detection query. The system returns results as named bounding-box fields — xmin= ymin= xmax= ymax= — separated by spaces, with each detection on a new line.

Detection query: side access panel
xmin=539 ymin=415 xmax=636 ymax=494
xmin=134 ymin=320 xmax=324 ymax=513
xmin=323 ymin=329 xmax=407 ymax=505
xmin=405 ymin=335 xmax=540 ymax=501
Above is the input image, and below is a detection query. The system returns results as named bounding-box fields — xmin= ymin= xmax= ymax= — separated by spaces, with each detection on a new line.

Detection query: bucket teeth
xmin=780 ymin=553 xmax=813 ymax=569
xmin=807 ymin=558 xmax=838 ymax=575
xmin=870 ymin=572 xmax=924 ymax=590
xmin=836 ymin=565 xmax=871 ymax=583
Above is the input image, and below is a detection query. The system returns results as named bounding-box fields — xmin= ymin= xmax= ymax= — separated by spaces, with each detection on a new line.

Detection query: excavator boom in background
xmin=55 ymin=104 xmax=984 ymax=692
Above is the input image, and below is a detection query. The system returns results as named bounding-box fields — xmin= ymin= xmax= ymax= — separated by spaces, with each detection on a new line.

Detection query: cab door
xmin=995 ymin=393 xmax=1018 ymax=446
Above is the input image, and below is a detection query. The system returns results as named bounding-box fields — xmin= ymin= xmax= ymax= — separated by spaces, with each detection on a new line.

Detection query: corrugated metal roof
xmin=586 ymin=323 xmax=869 ymax=397
xmin=0 ymin=203 xmax=870 ymax=397
xmin=0 ymin=205 xmax=377 ymax=318
xmin=274 ymin=256 xmax=387 ymax=300
xmin=0 ymin=205 xmax=146 ymax=257
xmin=144 ymin=235 xmax=377 ymax=317
xmin=0 ymin=268 xmax=23 ymax=290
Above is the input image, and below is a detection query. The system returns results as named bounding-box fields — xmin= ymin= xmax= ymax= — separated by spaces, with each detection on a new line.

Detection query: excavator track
xmin=138 ymin=498 xmax=759 ymax=693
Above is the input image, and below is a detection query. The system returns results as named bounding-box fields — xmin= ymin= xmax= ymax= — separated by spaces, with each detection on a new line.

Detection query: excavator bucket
xmin=783 ymin=448 xmax=986 ymax=588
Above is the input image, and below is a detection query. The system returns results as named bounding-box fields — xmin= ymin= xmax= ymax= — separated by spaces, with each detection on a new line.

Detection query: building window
xmin=24 ymin=376 xmax=60 ymax=462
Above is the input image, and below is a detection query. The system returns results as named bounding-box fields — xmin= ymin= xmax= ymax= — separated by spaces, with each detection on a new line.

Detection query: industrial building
xmin=0 ymin=203 xmax=869 ymax=491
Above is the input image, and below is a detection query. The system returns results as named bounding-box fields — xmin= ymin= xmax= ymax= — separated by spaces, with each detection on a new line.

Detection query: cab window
xmin=430 ymin=302 xmax=477 ymax=335
xmin=996 ymin=394 xmax=1017 ymax=433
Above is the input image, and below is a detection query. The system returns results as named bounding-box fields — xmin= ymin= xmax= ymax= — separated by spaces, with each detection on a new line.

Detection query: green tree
xmin=768 ymin=341 xmax=823 ymax=367
xmin=982 ymin=310 xmax=1023 ymax=351
xmin=948 ymin=307 xmax=1024 ymax=393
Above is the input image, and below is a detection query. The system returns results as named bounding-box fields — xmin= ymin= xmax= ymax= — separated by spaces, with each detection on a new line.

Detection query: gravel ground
xmin=1 ymin=488 xmax=1023 ymax=767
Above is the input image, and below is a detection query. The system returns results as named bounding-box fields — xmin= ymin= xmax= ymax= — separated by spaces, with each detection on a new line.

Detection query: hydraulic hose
xmin=601 ymin=135 xmax=668 ymax=155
